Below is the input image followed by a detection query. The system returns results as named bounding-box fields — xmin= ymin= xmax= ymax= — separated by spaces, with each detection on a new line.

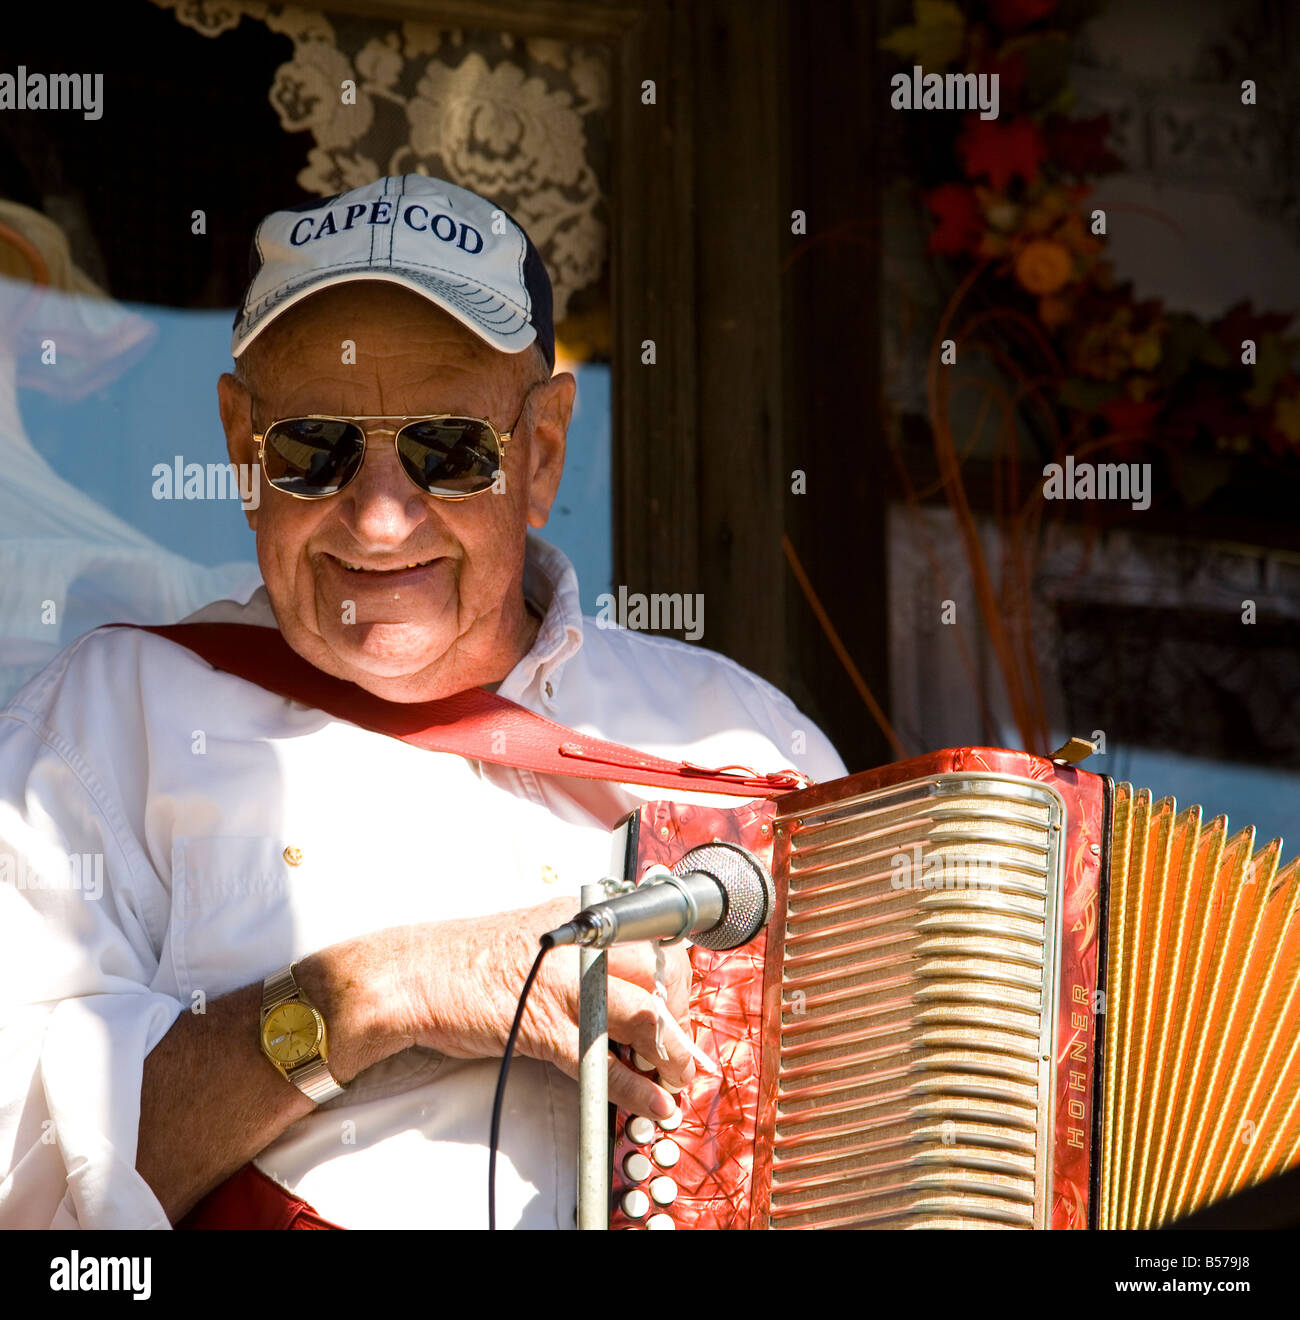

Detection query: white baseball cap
xmin=231 ymin=174 xmax=555 ymax=368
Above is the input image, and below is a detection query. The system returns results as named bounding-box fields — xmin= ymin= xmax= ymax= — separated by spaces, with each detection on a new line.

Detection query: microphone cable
xmin=488 ymin=941 xmax=551 ymax=1230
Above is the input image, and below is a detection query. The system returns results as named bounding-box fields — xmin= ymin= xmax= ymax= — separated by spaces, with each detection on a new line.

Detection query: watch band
xmin=287 ymin=1054 xmax=347 ymax=1105
xmin=262 ymin=962 xmax=346 ymax=1104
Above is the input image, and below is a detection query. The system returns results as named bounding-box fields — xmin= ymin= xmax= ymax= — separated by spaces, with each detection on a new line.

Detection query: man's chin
xmin=314 ymin=622 xmax=451 ymax=692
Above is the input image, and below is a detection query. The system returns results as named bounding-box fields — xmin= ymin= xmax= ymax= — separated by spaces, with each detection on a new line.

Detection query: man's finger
xmin=605 ymin=944 xmax=692 ymax=1020
xmin=604 ymin=980 xmax=696 ymax=1091
xmin=532 ymin=1022 xmax=676 ymax=1122
xmin=607 ymin=1054 xmax=678 ymax=1122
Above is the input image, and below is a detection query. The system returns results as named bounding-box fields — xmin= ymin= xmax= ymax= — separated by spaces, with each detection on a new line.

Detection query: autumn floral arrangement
xmin=881 ymin=0 xmax=1300 ymax=492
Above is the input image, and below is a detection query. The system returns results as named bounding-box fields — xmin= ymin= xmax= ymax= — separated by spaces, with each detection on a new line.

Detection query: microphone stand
xmin=576 ymin=875 xmax=633 ymax=1229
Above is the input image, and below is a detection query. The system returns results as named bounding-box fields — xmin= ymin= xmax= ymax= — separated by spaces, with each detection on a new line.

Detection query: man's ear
xmin=217 ymin=370 xmax=258 ymax=530
xmin=524 ymin=372 xmax=575 ymax=530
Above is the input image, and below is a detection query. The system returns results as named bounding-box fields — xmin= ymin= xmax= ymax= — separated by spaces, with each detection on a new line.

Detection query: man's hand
xmin=385 ymin=898 xmax=696 ymax=1120
xmin=135 ymin=903 xmax=693 ymax=1222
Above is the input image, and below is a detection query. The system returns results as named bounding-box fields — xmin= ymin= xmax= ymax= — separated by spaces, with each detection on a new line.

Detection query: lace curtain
xmin=149 ymin=1 xmax=610 ymax=326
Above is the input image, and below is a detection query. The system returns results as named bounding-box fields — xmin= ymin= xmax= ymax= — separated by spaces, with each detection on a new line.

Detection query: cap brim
xmin=231 ymin=267 xmax=540 ymax=359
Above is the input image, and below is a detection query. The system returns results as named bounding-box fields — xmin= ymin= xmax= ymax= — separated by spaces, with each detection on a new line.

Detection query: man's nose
xmin=338 ymin=434 xmax=432 ymax=544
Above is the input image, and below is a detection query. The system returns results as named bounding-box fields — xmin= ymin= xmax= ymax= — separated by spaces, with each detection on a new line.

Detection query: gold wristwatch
xmin=259 ymin=963 xmax=346 ymax=1103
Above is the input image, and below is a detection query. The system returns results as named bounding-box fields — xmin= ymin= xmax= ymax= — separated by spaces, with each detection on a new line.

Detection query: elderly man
xmin=0 ymin=175 xmax=844 ymax=1230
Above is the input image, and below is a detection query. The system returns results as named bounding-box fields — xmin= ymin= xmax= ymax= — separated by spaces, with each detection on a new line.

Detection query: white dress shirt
xmin=0 ymin=533 xmax=846 ymax=1229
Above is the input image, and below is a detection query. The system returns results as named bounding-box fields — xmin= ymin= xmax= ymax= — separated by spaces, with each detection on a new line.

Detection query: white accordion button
xmin=656 ymin=1106 xmax=683 ymax=1132
xmin=632 ymin=1052 xmax=657 ymax=1073
xmin=621 ymin=1189 xmax=651 ymax=1219
xmin=623 ymin=1152 xmax=652 ymax=1182
xmin=660 ymin=1077 xmax=684 ymax=1094
xmin=626 ymin=1115 xmax=656 ymax=1145
xmin=649 ymin=1176 xmax=678 ymax=1206
xmin=646 ymin=1214 xmax=676 ymax=1230
xmin=651 ymin=1138 xmax=680 ymax=1168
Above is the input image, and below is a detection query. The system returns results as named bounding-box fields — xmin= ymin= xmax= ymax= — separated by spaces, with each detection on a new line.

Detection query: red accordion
xmin=608 ymin=748 xmax=1300 ymax=1230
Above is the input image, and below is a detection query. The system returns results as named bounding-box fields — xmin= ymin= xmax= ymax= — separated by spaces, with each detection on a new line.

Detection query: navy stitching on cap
xmin=240 ymin=269 xmax=532 ymax=345
xmin=243 ymin=230 xmax=532 ymax=311
xmin=244 ymin=250 xmax=533 ymax=326
xmin=385 ymin=176 xmax=401 ymax=264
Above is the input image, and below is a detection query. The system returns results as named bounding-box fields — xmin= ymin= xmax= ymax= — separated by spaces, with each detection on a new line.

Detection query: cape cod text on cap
xmin=231 ymin=174 xmax=555 ymax=370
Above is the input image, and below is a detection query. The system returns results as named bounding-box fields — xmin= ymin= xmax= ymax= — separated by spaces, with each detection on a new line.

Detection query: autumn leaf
xmin=879 ymin=0 xmax=967 ymax=70
xmin=957 ymin=116 xmax=1048 ymax=190
xmin=924 ymin=182 xmax=984 ymax=256
xmin=974 ymin=45 xmax=1028 ymax=110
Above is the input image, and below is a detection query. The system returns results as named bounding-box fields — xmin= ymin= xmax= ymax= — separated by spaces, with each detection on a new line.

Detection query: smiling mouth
xmin=330 ymin=554 xmax=442 ymax=575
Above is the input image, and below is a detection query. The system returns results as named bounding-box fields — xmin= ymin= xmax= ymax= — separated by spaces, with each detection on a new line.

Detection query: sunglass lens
xmin=263 ymin=419 xmax=365 ymax=496
xmin=397 ymin=419 xmax=500 ymax=496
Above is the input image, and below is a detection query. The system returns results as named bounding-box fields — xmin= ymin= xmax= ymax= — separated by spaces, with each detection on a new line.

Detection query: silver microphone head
xmin=670 ymin=842 xmax=775 ymax=950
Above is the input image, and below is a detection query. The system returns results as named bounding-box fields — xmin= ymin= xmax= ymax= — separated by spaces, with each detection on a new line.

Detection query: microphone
xmin=541 ymin=843 xmax=775 ymax=952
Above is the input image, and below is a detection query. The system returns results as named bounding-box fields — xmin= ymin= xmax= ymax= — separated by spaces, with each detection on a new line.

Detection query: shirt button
xmin=544 ymin=681 xmax=554 ymax=699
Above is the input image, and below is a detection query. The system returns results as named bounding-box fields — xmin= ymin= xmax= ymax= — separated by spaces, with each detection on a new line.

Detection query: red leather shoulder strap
xmin=177 ymin=1161 xmax=342 ymax=1231
xmin=119 ymin=621 xmax=806 ymax=799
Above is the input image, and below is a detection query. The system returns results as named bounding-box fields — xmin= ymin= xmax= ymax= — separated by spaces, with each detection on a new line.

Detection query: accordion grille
xmin=769 ymin=775 xmax=1064 ymax=1229
xmin=1100 ymin=783 xmax=1300 ymax=1228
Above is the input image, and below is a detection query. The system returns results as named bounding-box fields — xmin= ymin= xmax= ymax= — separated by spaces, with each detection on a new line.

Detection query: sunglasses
xmin=252 ymin=385 xmax=540 ymax=501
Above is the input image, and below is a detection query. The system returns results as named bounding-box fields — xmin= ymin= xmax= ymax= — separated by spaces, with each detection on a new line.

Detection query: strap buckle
xmin=678 ymin=762 xmax=813 ymax=792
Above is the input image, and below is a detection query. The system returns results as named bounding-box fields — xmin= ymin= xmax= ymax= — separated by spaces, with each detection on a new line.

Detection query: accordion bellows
xmin=609 ymin=748 xmax=1300 ymax=1229
xmin=1101 ymin=783 xmax=1300 ymax=1229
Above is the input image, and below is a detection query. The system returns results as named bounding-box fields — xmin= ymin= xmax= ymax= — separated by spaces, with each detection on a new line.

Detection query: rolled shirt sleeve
xmin=0 ymin=710 xmax=181 ymax=1229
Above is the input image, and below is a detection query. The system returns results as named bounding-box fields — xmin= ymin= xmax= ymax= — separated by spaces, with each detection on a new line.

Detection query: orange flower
xmin=1015 ymin=238 xmax=1072 ymax=295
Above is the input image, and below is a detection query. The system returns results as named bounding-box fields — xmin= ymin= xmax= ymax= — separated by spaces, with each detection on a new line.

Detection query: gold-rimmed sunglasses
xmin=253 ymin=384 xmax=541 ymax=501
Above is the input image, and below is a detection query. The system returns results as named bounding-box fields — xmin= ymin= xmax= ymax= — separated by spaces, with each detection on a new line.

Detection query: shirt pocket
xmin=170 ymin=835 xmax=295 ymax=1002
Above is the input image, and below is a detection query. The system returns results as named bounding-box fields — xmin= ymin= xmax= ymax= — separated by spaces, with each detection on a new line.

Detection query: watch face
xmin=263 ymin=1001 xmax=322 ymax=1065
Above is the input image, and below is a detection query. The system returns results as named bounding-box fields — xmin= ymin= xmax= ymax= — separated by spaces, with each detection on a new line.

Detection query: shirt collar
xmin=498 ymin=532 xmax=585 ymax=708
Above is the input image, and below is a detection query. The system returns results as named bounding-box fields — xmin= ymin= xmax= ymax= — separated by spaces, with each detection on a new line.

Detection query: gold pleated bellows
xmin=1099 ymin=783 xmax=1300 ymax=1228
